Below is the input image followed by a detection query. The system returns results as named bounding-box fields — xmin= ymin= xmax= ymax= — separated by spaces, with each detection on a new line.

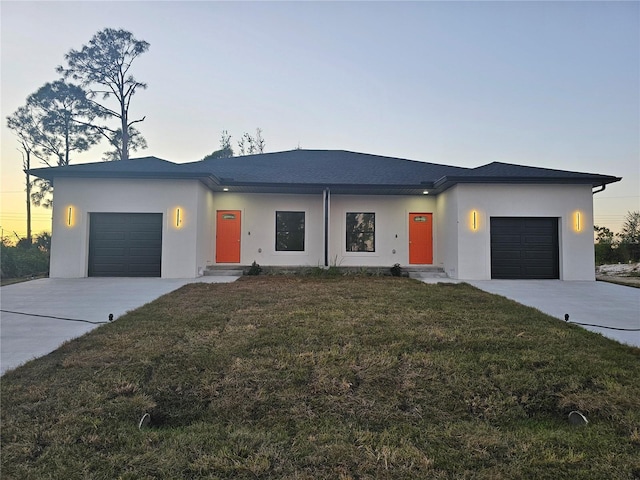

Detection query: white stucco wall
xmin=436 ymin=187 xmax=459 ymax=277
xmin=328 ymin=194 xmax=437 ymax=267
xmin=49 ymin=178 xmax=596 ymax=280
xmin=441 ymin=184 xmax=595 ymax=280
xmin=195 ymin=185 xmax=216 ymax=274
xmin=211 ymin=193 xmax=325 ymax=266
xmin=50 ymin=177 xmax=207 ymax=278
xmin=210 ymin=192 xmax=437 ymax=268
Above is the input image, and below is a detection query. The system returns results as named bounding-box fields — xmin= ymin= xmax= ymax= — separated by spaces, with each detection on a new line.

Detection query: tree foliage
xmin=57 ymin=28 xmax=150 ymax=161
xmin=0 ymin=234 xmax=50 ymax=279
xmin=6 ymin=106 xmax=37 ymax=241
xmin=201 ymin=129 xmax=266 ymax=161
xmin=7 ymin=80 xmax=99 ymax=210
xmin=202 ymin=130 xmax=234 ymax=160
xmin=618 ymin=211 xmax=640 ymax=244
xmin=100 ymin=127 xmax=147 ymax=162
xmin=594 ymin=225 xmax=614 ymax=244
xmin=25 ymin=80 xmax=100 ymax=167
xmin=594 ymin=211 xmax=640 ymax=264
xmin=237 ymin=128 xmax=265 ymax=156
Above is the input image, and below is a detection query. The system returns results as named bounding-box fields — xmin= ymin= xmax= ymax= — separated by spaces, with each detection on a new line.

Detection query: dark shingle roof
xmin=470 ymin=161 xmax=615 ymax=180
xmin=29 ymin=156 xmax=191 ymax=177
xmin=29 ymin=150 xmax=621 ymax=194
xmin=183 ymin=150 xmax=470 ymax=185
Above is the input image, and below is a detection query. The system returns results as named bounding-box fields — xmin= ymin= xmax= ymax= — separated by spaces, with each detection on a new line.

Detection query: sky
xmin=1 ymin=1 xmax=638 ymax=240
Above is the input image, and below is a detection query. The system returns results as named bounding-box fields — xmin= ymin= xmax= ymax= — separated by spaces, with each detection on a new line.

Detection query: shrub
xmin=247 ymin=261 xmax=262 ymax=276
xmin=595 ymin=243 xmax=640 ymax=265
xmin=390 ymin=263 xmax=403 ymax=277
xmin=1 ymin=240 xmax=50 ymax=279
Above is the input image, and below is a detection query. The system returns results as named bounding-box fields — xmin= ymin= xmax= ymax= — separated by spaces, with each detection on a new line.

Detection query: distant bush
xmin=595 ymin=242 xmax=639 ymax=265
xmin=1 ymin=235 xmax=50 ymax=279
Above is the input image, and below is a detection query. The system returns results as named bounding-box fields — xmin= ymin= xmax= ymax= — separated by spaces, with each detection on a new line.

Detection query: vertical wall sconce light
xmin=575 ymin=211 xmax=582 ymax=232
xmin=176 ymin=208 xmax=182 ymax=228
xmin=66 ymin=206 xmax=75 ymax=227
xmin=470 ymin=210 xmax=479 ymax=231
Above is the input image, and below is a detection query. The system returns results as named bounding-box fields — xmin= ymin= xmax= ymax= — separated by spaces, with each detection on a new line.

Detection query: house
xmin=29 ymin=149 xmax=621 ymax=280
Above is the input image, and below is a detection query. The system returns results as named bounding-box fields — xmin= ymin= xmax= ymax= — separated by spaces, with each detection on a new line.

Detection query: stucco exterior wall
xmin=211 ymin=193 xmax=325 ymax=266
xmin=450 ymin=184 xmax=595 ymax=280
xmin=210 ymin=192 xmax=437 ymax=268
xmin=195 ymin=185 xmax=216 ymax=274
xmin=436 ymin=187 xmax=459 ymax=278
xmin=328 ymin=194 xmax=437 ymax=267
xmin=49 ymin=178 xmax=596 ymax=280
xmin=50 ymin=178 xmax=205 ymax=278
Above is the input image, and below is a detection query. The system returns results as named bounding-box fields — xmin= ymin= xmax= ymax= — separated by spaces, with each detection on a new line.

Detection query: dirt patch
xmin=596 ymin=263 xmax=640 ymax=288
xmin=596 ymin=262 xmax=640 ymax=276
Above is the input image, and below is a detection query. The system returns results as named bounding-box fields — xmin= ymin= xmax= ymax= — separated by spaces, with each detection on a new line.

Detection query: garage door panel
xmin=89 ymin=213 xmax=162 ymax=277
xmin=521 ymin=249 xmax=553 ymax=257
xmin=132 ymin=226 xmax=162 ymax=233
xmin=493 ymin=251 xmax=522 ymax=260
xmin=130 ymin=264 xmax=162 ymax=272
xmin=523 ymin=236 xmax=554 ymax=245
xmin=493 ymin=234 xmax=522 ymax=243
xmin=128 ymin=253 xmax=162 ymax=261
xmin=92 ymin=248 xmax=126 ymax=257
xmin=99 ymin=232 xmax=127 ymax=241
xmin=491 ymin=217 xmax=559 ymax=279
xmin=127 ymin=239 xmax=161 ymax=247
xmin=92 ymin=264 xmax=127 ymax=273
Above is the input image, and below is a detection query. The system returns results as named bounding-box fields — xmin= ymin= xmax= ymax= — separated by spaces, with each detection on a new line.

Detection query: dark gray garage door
xmin=490 ymin=217 xmax=559 ymax=279
xmin=89 ymin=213 xmax=162 ymax=277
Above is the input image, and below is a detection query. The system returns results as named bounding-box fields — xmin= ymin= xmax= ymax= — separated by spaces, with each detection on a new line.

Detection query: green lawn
xmin=2 ymin=277 xmax=639 ymax=479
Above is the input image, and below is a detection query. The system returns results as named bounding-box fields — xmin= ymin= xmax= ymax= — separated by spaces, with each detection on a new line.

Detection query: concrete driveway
xmin=466 ymin=280 xmax=640 ymax=348
xmin=0 ymin=276 xmax=238 ymax=375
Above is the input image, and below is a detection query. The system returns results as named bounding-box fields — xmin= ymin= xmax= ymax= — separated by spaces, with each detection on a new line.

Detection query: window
xmin=346 ymin=212 xmax=375 ymax=252
xmin=276 ymin=211 xmax=305 ymax=251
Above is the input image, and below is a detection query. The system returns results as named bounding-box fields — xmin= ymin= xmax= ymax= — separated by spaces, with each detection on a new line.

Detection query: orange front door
xmin=409 ymin=213 xmax=433 ymax=264
xmin=216 ymin=210 xmax=241 ymax=263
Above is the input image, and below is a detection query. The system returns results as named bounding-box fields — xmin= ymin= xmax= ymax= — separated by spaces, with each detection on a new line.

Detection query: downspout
xmin=592 ymin=184 xmax=606 ymax=195
xmin=324 ymin=188 xmax=330 ymax=267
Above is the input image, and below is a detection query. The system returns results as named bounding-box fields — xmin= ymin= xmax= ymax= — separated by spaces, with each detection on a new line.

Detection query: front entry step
xmin=204 ymin=267 xmax=244 ymax=276
xmin=405 ymin=267 xmax=449 ymax=280
xmin=203 ymin=265 xmax=449 ymax=278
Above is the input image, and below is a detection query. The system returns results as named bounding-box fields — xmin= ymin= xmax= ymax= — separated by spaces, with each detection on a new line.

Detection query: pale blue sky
xmin=1 ymin=1 xmax=638 ymax=237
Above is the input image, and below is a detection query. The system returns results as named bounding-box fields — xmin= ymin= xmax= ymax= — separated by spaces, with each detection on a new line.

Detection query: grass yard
xmin=2 ymin=277 xmax=639 ymax=479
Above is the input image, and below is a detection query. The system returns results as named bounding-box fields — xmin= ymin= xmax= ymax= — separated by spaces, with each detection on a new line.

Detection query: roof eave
xmin=434 ymin=175 xmax=622 ymax=190
xmin=213 ymin=181 xmax=436 ymax=195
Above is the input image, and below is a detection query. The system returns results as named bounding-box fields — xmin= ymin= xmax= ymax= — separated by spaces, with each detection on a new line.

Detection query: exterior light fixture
xmin=470 ymin=210 xmax=479 ymax=231
xmin=423 ymin=190 xmax=429 ymax=195
xmin=223 ymin=187 xmax=229 ymax=192
xmin=574 ymin=211 xmax=582 ymax=232
xmin=67 ymin=206 xmax=73 ymax=226
xmin=176 ymin=208 xmax=182 ymax=227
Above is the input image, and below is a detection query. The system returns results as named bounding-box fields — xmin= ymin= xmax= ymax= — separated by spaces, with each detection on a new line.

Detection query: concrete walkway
xmin=0 ymin=276 xmax=238 ymax=375
xmin=462 ymin=280 xmax=639 ymax=347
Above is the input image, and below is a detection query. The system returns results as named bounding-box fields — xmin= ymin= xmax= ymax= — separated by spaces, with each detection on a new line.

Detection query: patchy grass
xmin=2 ymin=277 xmax=639 ymax=479
xmin=596 ymin=276 xmax=640 ymax=289
xmin=0 ymin=274 xmax=48 ymax=287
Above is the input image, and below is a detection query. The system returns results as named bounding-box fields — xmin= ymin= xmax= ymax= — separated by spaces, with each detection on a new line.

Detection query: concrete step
xmin=203 ymin=265 xmax=449 ymax=278
xmin=204 ymin=268 xmax=244 ymax=276
xmin=406 ymin=267 xmax=449 ymax=279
